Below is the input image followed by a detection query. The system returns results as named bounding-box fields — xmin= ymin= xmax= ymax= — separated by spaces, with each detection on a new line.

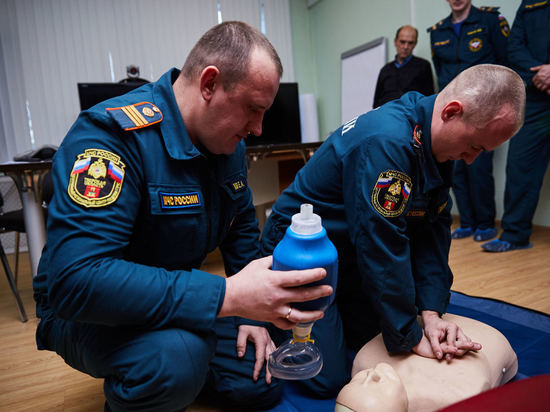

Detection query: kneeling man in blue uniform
xmin=262 ymin=64 xmax=525 ymax=397
xmin=33 ymin=22 xmax=333 ymax=411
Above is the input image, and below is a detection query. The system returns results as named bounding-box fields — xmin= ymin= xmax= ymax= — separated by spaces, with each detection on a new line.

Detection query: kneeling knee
xmin=105 ymin=329 xmax=215 ymax=411
xmin=211 ymin=377 xmax=283 ymax=410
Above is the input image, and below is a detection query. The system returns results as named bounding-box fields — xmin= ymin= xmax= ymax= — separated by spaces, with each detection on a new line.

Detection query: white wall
xmin=290 ymin=0 xmax=550 ymax=228
xmin=0 ymin=0 xmax=295 ymax=162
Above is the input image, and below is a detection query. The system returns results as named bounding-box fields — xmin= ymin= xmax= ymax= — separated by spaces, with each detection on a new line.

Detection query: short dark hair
xmin=182 ymin=21 xmax=283 ymax=90
xmin=440 ymin=64 xmax=526 ymax=131
xmin=395 ymin=25 xmax=418 ymax=41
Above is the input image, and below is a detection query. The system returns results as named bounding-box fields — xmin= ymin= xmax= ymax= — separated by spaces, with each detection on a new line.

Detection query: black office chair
xmin=0 ymin=170 xmax=53 ymax=322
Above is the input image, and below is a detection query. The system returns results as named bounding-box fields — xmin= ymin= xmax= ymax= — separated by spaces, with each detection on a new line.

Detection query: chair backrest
xmin=41 ymin=171 xmax=54 ymax=205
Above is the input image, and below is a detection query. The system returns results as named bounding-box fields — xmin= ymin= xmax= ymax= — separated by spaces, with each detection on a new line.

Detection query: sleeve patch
xmin=68 ymin=148 xmax=126 ymax=208
xmin=106 ymin=102 xmax=163 ymax=131
xmin=371 ymin=170 xmax=412 ymax=218
xmin=500 ymin=20 xmax=510 ymax=37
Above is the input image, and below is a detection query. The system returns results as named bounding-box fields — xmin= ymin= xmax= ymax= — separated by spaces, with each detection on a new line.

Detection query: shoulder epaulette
xmin=106 ymin=102 xmax=163 ymax=131
xmin=524 ymin=1 xmax=549 ymax=10
xmin=479 ymin=6 xmax=500 ymax=13
xmin=427 ymin=20 xmax=444 ymax=33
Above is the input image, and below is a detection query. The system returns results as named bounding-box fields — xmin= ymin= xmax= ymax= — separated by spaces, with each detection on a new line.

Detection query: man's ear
xmin=199 ymin=66 xmax=221 ymax=102
xmin=441 ymin=100 xmax=464 ymax=122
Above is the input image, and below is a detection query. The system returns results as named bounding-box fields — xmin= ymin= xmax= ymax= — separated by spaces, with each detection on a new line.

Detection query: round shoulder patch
xmin=371 ymin=170 xmax=412 ymax=217
xmin=68 ymin=148 xmax=126 ymax=208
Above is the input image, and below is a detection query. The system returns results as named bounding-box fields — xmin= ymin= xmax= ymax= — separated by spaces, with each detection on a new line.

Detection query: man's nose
xmin=248 ymin=118 xmax=263 ymax=137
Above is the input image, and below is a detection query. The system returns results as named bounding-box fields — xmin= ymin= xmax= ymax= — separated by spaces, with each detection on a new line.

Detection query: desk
xmin=246 ymin=141 xmax=322 ymax=167
xmin=0 ymin=160 xmax=52 ymax=277
xmin=246 ymin=142 xmax=322 ymax=229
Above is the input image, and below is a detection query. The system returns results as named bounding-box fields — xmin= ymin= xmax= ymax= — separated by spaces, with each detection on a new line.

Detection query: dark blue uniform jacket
xmin=262 ymin=93 xmax=454 ymax=352
xmin=34 ymin=69 xmax=260 ymax=342
xmin=508 ymin=0 xmax=550 ymax=105
xmin=429 ymin=5 xmax=510 ymax=89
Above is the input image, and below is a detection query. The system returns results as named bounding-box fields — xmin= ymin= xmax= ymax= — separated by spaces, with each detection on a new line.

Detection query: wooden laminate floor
xmin=1 ymin=222 xmax=549 ymax=411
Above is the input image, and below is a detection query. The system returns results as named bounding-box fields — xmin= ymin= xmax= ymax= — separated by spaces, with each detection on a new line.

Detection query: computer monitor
xmin=77 ymin=82 xmax=146 ymax=110
xmin=78 ymin=81 xmax=302 ymax=147
xmin=246 ymin=82 xmax=302 ymax=147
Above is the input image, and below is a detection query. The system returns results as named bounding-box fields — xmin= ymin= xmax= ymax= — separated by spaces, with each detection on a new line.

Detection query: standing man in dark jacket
xmin=483 ymin=0 xmax=550 ymax=252
xmin=373 ymin=25 xmax=434 ymax=109
xmin=429 ymin=0 xmax=510 ymax=242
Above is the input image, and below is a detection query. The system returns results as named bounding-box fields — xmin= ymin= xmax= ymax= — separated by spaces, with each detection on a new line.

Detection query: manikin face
xmin=336 ymin=363 xmax=408 ymax=412
xmin=198 ymin=48 xmax=280 ymax=155
xmin=431 ymin=104 xmax=517 ymax=165
xmin=447 ymin=0 xmax=472 ymax=14
xmin=394 ymin=27 xmax=417 ymax=63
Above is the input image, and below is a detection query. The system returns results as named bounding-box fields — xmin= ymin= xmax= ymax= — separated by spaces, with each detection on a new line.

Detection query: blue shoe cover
xmin=474 ymin=227 xmax=498 ymax=242
xmin=451 ymin=227 xmax=474 ymax=239
xmin=481 ymin=239 xmax=533 ymax=252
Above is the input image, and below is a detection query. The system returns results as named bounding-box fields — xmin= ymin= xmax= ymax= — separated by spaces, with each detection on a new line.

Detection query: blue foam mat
xmin=267 ymin=291 xmax=550 ymax=412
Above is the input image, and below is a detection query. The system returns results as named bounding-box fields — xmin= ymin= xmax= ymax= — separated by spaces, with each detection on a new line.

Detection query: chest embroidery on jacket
xmin=228 ymin=177 xmax=247 ymax=194
xmin=68 ymin=148 xmax=125 ymax=208
xmin=159 ymin=191 xmax=202 ymax=209
xmin=525 ymin=1 xmax=548 ymax=10
xmin=468 ymin=38 xmax=483 ymax=52
xmin=433 ymin=39 xmax=450 ymax=47
xmin=371 ymin=170 xmax=412 ymax=218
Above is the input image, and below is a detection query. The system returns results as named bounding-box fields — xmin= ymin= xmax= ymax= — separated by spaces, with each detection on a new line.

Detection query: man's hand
xmin=414 ymin=311 xmax=482 ymax=361
xmin=530 ymin=64 xmax=550 ymax=93
xmin=220 ymin=256 xmax=332 ymax=329
xmin=236 ymin=325 xmax=276 ymax=384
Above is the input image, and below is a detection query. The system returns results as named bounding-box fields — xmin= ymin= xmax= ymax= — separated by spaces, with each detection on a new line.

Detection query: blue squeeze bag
xmin=272 ymin=204 xmax=338 ymax=312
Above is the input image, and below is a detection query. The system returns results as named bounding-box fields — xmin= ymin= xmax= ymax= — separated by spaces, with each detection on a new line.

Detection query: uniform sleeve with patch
xmin=341 ymin=123 xmax=423 ymax=353
xmin=35 ymin=110 xmax=225 ymax=332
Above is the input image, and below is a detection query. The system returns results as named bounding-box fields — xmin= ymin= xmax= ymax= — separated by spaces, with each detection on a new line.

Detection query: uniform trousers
xmin=501 ymin=101 xmax=550 ymax=244
xmin=37 ymin=316 xmax=282 ymax=411
xmin=452 ymin=151 xmax=495 ymax=230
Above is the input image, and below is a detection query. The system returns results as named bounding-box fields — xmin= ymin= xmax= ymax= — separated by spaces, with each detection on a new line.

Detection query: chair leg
xmin=14 ymin=231 xmax=20 ymax=285
xmin=0 ymin=242 xmax=28 ymax=322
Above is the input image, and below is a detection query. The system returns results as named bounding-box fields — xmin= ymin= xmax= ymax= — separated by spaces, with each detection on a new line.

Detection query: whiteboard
xmin=341 ymin=37 xmax=387 ymax=124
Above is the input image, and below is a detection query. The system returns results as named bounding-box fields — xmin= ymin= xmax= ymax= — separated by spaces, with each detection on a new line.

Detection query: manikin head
xmin=335 ymin=362 xmax=408 ymax=412
xmin=174 ymin=21 xmax=282 ymax=155
xmin=430 ymin=64 xmax=525 ymax=165
xmin=394 ymin=25 xmax=418 ymax=64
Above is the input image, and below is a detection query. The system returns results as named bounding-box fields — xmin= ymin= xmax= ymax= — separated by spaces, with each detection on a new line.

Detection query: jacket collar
xmin=441 ymin=5 xmax=481 ymax=30
xmin=152 ymin=68 xmax=202 ymax=160
xmin=416 ymin=94 xmax=453 ymax=192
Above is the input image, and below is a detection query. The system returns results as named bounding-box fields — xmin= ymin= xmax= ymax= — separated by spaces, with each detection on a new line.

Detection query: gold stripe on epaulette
xmin=121 ymin=106 xmax=142 ymax=127
xmin=128 ymin=105 xmax=148 ymax=126
xmin=121 ymin=105 xmax=146 ymax=127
